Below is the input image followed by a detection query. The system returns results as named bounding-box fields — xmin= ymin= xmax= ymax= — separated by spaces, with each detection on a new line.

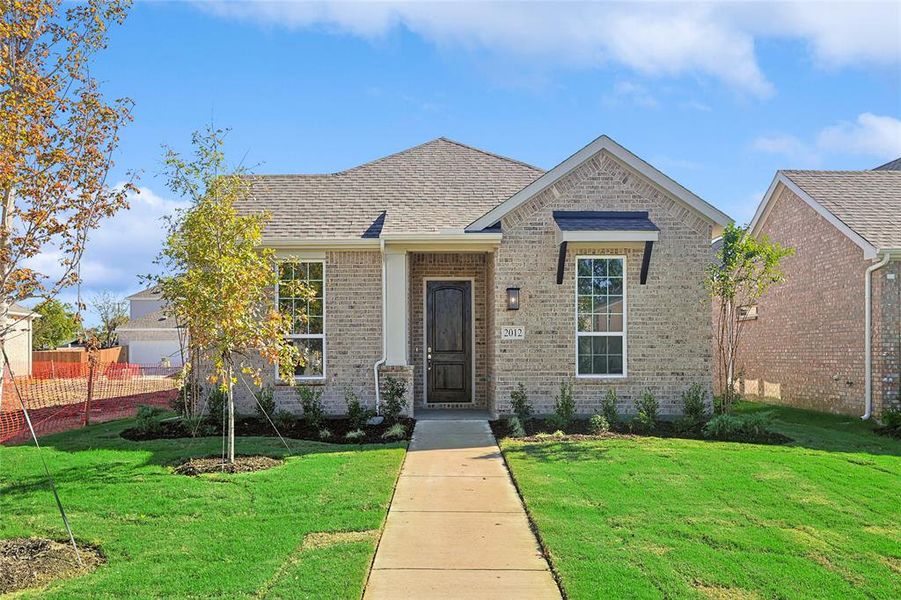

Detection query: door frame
xmin=422 ymin=277 xmax=476 ymax=405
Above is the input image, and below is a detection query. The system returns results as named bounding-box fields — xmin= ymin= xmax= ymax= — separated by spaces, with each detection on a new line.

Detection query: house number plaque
xmin=501 ymin=326 xmax=525 ymax=340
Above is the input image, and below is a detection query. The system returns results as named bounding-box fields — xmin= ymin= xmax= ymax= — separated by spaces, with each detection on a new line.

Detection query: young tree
xmin=91 ymin=291 xmax=128 ymax=347
xmin=708 ymin=223 xmax=793 ymax=413
xmin=1 ymin=0 xmax=134 ymax=364
xmin=32 ymin=298 xmax=78 ymax=350
xmin=152 ymin=127 xmax=303 ymax=463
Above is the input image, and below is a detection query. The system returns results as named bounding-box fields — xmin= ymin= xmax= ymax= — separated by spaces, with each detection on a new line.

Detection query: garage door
xmin=127 ymin=340 xmax=184 ymax=367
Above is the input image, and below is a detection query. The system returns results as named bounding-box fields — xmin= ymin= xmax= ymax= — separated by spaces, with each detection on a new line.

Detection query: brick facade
xmin=232 ymin=250 xmax=383 ymax=415
xmin=736 ymin=186 xmax=899 ymax=417
xmin=491 ymin=150 xmax=715 ymax=416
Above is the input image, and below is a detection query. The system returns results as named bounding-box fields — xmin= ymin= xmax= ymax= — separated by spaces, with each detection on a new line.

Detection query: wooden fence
xmin=32 ymin=346 xmax=127 ymax=365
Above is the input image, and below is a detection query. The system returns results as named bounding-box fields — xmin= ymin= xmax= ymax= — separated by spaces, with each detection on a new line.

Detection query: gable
xmin=467 ymin=135 xmax=730 ymax=237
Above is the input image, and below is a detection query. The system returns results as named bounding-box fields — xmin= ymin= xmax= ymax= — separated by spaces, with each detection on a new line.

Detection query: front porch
xmin=378 ymin=247 xmax=496 ymax=417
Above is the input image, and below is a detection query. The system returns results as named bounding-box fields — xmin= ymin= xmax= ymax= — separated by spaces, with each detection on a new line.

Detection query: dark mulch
xmin=0 ymin=538 xmax=105 ymax=595
xmin=173 ymin=455 xmax=283 ymax=476
xmin=875 ymin=425 xmax=901 ymax=439
xmin=121 ymin=416 xmax=415 ymax=445
xmin=490 ymin=417 xmax=791 ymax=445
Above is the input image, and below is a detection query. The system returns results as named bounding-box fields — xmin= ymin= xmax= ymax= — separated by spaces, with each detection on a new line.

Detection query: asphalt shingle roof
xmin=126 ymin=285 xmax=163 ymax=301
xmin=782 ymin=170 xmax=901 ymax=250
xmin=553 ymin=211 xmax=659 ymax=232
xmin=874 ymin=157 xmax=901 ymax=171
xmin=237 ymin=138 xmax=544 ymax=240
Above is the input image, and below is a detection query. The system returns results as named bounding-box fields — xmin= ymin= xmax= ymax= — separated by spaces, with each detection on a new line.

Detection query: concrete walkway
xmin=364 ymin=419 xmax=561 ymax=600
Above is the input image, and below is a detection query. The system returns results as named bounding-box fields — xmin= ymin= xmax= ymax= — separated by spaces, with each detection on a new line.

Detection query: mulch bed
xmin=0 ymin=538 xmax=105 ymax=595
xmin=173 ymin=455 xmax=283 ymax=476
xmin=121 ymin=416 xmax=415 ymax=445
xmin=490 ymin=417 xmax=792 ymax=445
xmin=874 ymin=425 xmax=900 ymax=439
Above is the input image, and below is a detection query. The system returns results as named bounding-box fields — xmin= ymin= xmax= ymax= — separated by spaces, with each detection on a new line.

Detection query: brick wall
xmin=232 ymin=250 xmax=383 ymax=415
xmin=408 ymin=252 xmax=490 ymax=409
xmin=492 ymin=150 xmax=715 ymax=416
xmin=737 ymin=186 xmax=876 ymax=415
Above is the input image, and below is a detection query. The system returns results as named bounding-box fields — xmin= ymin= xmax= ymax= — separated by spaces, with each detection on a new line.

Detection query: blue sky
xmin=43 ymin=1 xmax=900 ymax=324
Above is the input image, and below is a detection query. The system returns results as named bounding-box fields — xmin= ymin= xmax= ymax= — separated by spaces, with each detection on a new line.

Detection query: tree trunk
xmin=226 ymin=361 xmax=235 ymax=464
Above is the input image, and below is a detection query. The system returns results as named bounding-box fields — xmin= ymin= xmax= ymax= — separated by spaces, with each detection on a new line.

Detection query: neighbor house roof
xmin=238 ymin=138 xmax=544 ymax=241
xmin=126 ymin=285 xmax=163 ymax=301
xmin=8 ymin=303 xmax=38 ymax=318
xmin=874 ymin=157 xmax=901 ymax=171
xmin=750 ymin=170 xmax=901 ymax=257
xmin=116 ymin=309 xmax=179 ymax=331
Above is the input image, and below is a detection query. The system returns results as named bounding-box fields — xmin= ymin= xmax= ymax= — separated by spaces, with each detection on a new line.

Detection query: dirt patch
xmin=301 ymin=530 xmax=378 ymax=550
xmin=693 ymin=583 xmax=763 ymax=600
xmin=0 ymin=538 xmax=105 ymax=595
xmin=173 ymin=455 xmax=283 ymax=476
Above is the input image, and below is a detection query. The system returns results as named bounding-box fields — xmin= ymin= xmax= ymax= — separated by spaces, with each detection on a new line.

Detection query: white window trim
xmin=574 ymin=254 xmax=628 ymax=379
xmin=275 ymin=259 xmax=327 ymax=382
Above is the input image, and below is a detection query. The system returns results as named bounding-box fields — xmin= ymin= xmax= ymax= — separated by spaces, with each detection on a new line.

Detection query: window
xmin=576 ymin=256 xmax=626 ymax=377
xmin=278 ymin=261 xmax=325 ymax=379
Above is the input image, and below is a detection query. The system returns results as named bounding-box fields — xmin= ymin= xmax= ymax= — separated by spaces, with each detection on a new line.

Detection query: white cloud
xmin=197 ymin=1 xmax=900 ymax=98
xmin=603 ymin=81 xmax=659 ymax=108
xmin=25 ymin=185 xmax=187 ymax=325
xmin=817 ymin=113 xmax=901 ymax=158
xmin=752 ymin=113 xmax=901 ymax=166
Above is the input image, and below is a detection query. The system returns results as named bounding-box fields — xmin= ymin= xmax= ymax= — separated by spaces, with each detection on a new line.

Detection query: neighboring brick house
xmin=115 ymin=286 xmax=185 ymax=366
xmin=232 ymin=136 xmax=730 ymax=417
xmin=738 ymin=169 xmax=900 ymax=418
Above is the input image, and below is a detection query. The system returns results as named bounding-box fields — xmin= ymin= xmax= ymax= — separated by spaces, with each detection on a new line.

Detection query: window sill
xmin=575 ymin=374 xmax=628 ymax=381
xmin=275 ymin=377 xmax=327 ymax=387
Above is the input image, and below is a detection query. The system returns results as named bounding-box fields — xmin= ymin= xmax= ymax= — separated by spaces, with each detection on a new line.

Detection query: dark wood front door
xmin=426 ymin=280 xmax=472 ymax=404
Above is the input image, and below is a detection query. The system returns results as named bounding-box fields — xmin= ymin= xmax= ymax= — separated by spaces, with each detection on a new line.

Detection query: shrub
xmin=703 ymin=413 xmax=774 ymax=441
xmin=205 ymin=387 xmax=227 ymax=423
xmin=632 ymin=389 xmax=659 ymax=432
xmin=346 ymin=388 xmax=373 ymax=430
xmin=381 ymin=376 xmax=408 ymax=424
xmin=589 ymin=414 xmax=610 ymax=435
xmin=381 ymin=423 xmax=407 ymax=441
xmin=552 ymin=379 xmax=575 ymax=430
xmin=552 ymin=430 xmax=566 ymax=438
xmin=601 ymin=388 xmax=619 ymax=425
xmin=506 ymin=415 xmax=526 ymax=438
xmin=676 ymin=383 xmax=708 ymax=432
xmin=254 ymin=385 xmax=276 ymax=422
xmin=134 ymin=405 xmax=166 ymax=436
xmin=273 ymin=409 xmax=296 ymax=432
xmin=881 ymin=406 xmax=901 ymax=429
xmin=510 ymin=383 xmax=533 ymax=423
xmin=345 ymin=429 xmax=365 ymax=441
xmin=298 ymin=386 xmax=325 ymax=429
xmin=318 ymin=428 xmax=332 ymax=441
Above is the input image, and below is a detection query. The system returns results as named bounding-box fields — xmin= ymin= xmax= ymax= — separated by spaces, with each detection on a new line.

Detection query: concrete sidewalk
xmin=363 ymin=419 xmax=560 ymax=600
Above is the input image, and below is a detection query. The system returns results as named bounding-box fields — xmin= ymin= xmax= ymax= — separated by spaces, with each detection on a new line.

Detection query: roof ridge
xmin=781 ymin=169 xmax=901 ymax=175
xmin=436 ymin=137 xmax=545 ymax=173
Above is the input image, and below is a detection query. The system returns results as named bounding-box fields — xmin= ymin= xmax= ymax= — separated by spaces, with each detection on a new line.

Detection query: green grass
xmin=1 ymin=419 xmax=406 ymax=599
xmin=501 ymin=403 xmax=901 ymax=599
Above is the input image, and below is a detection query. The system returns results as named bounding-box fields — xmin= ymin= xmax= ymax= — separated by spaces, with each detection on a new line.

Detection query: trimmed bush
xmin=345 ymin=388 xmax=373 ymax=430
xmin=632 ymin=389 xmax=659 ymax=432
xmin=601 ymin=388 xmax=619 ymax=425
xmin=344 ymin=429 xmax=365 ymax=441
xmin=298 ymin=386 xmax=325 ymax=429
xmin=382 ymin=376 xmax=408 ymax=424
xmin=703 ymin=412 xmax=774 ymax=441
xmin=205 ymin=387 xmax=227 ymax=423
xmin=510 ymin=383 xmax=533 ymax=423
xmin=254 ymin=385 xmax=276 ymax=422
xmin=506 ymin=415 xmax=526 ymax=438
xmin=550 ymin=380 xmax=575 ymax=430
xmin=676 ymin=383 xmax=708 ymax=432
xmin=273 ymin=409 xmax=296 ymax=432
xmin=589 ymin=414 xmax=610 ymax=435
xmin=318 ymin=428 xmax=332 ymax=441
xmin=134 ymin=405 xmax=167 ymax=436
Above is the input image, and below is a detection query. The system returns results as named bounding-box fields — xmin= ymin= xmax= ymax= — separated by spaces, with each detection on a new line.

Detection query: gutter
xmin=373 ymin=238 xmax=388 ymax=414
xmin=863 ymin=250 xmax=895 ymax=420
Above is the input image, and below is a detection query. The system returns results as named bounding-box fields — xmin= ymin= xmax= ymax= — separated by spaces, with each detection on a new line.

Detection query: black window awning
xmin=553 ymin=211 xmax=658 ymax=285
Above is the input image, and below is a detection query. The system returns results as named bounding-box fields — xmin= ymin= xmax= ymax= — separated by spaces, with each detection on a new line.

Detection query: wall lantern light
xmin=506 ymin=287 xmax=521 ymax=310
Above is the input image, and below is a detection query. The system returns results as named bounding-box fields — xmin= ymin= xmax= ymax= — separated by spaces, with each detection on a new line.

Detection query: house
xmin=740 ymin=168 xmax=900 ymax=418
xmin=232 ymin=135 xmax=731 ymax=417
xmin=115 ymin=286 xmax=185 ymax=366
xmin=5 ymin=303 xmax=38 ymax=376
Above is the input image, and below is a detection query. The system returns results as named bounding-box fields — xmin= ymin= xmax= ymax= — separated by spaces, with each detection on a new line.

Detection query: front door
xmin=426 ymin=280 xmax=472 ymax=404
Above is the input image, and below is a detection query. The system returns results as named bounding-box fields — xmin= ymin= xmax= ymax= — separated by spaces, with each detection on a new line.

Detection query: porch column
xmin=384 ymin=248 xmax=409 ymax=365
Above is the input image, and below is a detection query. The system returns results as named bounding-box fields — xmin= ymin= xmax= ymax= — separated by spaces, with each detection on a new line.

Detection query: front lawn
xmin=501 ymin=403 xmax=901 ymax=599
xmin=1 ymin=419 xmax=405 ymax=598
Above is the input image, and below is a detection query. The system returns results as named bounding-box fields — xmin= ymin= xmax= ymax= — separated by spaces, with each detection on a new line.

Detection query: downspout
xmin=373 ymin=238 xmax=387 ymax=414
xmin=863 ymin=251 xmax=891 ymax=420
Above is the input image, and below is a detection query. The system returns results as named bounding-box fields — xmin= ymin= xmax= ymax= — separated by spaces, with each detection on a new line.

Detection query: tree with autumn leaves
xmin=152 ymin=127 xmax=305 ymax=464
xmin=1 ymin=0 xmax=134 ymax=374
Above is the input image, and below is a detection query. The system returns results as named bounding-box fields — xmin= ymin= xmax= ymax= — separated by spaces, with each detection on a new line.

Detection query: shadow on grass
xmin=1 ymin=417 xmax=406 ymax=498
